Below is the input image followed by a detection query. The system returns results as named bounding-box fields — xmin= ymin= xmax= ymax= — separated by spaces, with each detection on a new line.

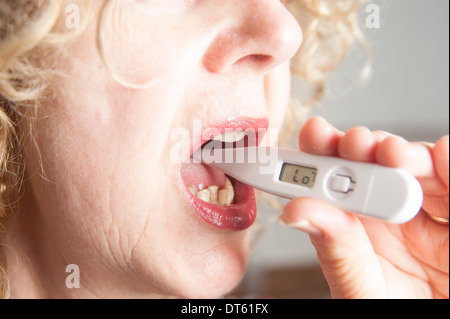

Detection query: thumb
xmin=280 ymin=198 xmax=387 ymax=299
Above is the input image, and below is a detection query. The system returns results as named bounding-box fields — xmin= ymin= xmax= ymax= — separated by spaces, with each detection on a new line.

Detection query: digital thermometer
xmin=193 ymin=143 xmax=423 ymax=224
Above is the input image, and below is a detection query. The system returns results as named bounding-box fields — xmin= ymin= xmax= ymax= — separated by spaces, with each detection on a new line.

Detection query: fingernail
xmin=279 ymin=217 xmax=324 ymax=237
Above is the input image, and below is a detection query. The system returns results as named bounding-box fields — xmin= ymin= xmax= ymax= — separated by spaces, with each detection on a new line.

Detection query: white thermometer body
xmin=194 ymin=145 xmax=423 ymax=224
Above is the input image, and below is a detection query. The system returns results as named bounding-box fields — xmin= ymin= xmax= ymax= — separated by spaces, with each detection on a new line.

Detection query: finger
xmin=298 ymin=117 xmax=343 ymax=156
xmin=372 ymin=130 xmax=396 ymax=141
xmin=376 ymin=135 xmax=448 ymax=221
xmin=375 ymin=135 xmax=435 ymax=178
xmin=422 ymin=135 xmax=450 ymax=221
xmin=433 ymin=135 xmax=449 ymax=189
xmin=338 ymin=126 xmax=378 ymax=163
xmin=280 ymin=198 xmax=387 ymax=298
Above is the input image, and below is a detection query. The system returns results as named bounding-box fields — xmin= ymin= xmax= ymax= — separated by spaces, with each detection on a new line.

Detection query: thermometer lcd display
xmin=279 ymin=163 xmax=317 ymax=188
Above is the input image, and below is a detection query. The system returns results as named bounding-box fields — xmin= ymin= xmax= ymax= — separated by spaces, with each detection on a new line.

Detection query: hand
xmin=280 ymin=117 xmax=449 ymax=299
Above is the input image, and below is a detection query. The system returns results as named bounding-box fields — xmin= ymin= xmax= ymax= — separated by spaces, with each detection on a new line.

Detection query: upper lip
xmin=189 ymin=117 xmax=270 ymax=156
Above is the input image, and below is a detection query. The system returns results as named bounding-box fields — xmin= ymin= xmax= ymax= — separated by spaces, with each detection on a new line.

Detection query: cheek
xmin=98 ymin=1 xmax=186 ymax=87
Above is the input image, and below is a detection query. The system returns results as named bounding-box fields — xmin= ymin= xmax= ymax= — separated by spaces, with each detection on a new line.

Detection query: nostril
xmin=204 ymin=51 xmax=274 ymax=74
xmin=233 ymin=54 xmax=274 ymax=71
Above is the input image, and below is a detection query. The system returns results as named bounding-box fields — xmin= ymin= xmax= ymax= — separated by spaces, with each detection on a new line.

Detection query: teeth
xmin=219 ymin=179 xmax=234 ymax=206
xmin=193 ymin=177 xmax=235 ymax=206
xmin=213 ymin=131 xmax=246 ymax=143
xmin=209 ymin=185 xmax=218 ymax=205
xmin=218 ymin=189 xmax=229 ymax=206
xmin=196 ymin=189 xmax=211 ymax=202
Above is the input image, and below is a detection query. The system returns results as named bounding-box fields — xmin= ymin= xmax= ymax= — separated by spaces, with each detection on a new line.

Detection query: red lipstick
xmin=181 ymin=117 xmax=269 ymax=231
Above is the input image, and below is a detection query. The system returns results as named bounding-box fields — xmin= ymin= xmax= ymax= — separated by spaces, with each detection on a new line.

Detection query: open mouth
xmin=180 ymin=119 xmax=268 ymax=231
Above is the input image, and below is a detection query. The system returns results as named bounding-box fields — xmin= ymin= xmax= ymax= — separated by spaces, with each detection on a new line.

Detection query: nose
xmin=203 ymin=0 xmax=303 ymax=75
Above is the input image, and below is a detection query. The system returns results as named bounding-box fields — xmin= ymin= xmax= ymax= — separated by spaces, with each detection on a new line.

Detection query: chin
xmin=171 ymin=235 xmax=250 ymax=299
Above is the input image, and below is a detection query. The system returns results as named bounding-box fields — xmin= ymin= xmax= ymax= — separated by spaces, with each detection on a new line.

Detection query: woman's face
xmin=22 ymin=0 xmax=302 ymax=298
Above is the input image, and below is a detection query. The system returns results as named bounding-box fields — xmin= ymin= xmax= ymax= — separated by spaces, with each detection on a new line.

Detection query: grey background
xmin=308 ymin=0 xmax=449 ymax=142
xmin=243 ymin=0 xmax=449 ymax=293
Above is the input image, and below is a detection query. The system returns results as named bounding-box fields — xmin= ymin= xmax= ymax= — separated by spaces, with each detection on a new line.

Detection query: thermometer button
xmin=330 ymin=175 xmax=354 ymax=194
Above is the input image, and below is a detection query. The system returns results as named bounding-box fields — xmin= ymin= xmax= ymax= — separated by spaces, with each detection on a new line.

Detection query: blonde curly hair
xmin=0 ymin=0 xmax=368 ymax=298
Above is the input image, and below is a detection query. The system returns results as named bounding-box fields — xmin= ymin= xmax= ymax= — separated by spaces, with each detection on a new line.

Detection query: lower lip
xmin=184 ymin=177 xmax=257 ymax=232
